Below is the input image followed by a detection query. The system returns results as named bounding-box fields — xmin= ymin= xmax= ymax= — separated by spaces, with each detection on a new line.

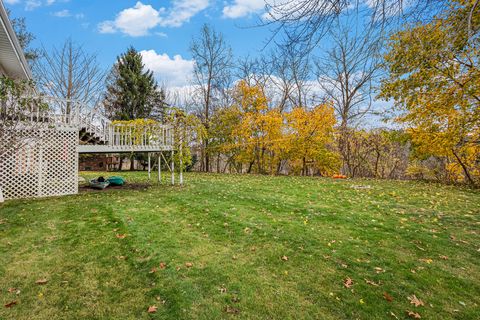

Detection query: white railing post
xmin=171 ymin=150 xmax=175 ymax=185
xmin=158 ymin=153 xmax=161 ymax=183
xmin=148 ymin=153 xmax=151 ymax=180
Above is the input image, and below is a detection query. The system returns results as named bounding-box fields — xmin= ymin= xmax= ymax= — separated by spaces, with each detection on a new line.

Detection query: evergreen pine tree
xmin=104 ymin=47 xmax=165 ymax=120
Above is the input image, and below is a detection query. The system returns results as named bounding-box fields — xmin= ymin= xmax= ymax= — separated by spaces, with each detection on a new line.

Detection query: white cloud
xmin=3 ymin=0 xmax=68 ymax=7
xmin=98 ymin=0 xmax=209 ymax=36
xmin=25 ymin=0 xmax=41 ymax=11
xmin=4 ymin=0 xmax=21 ymax=5
xmin=99 ymin=2 xmax=161 ymax=37
xmin=159 ymin=0 xmax=209 ymax=27
xmin=52 ymin=9 xmax=70 ymax=17
xmin=98 ymin=21 xmax=116 ymax=34
xmin=223 ymin=0 xmax=265 ymax=19
xmin=140 ymin=50 xmax=195 ymax=87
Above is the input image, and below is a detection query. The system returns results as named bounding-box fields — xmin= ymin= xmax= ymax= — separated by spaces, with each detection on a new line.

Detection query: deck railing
xmin=2 ymin=95 xmax=174 ymax=150
xmin=107 ymin=123 xmax=173 ymax=149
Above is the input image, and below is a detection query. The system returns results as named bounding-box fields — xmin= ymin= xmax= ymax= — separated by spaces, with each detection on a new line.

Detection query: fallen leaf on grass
xmin=439 ymin=255 xmax=448 ymax=260
xmin=36 ymin=279 xmax=48 ymax=285
xmin=147 ymin=305 xmax=157 ymax=313
xmin=343 ymin=277 xmax=353 ymax=288
xmin=408 ymin=295 xmax=424 ymax=307
xmin=116 ymin=234 xmax=126 ymax=239
xmin=281 ymin=255 xmax=288 ymax=261
xmin=185 ymin=262 xmax=193 ymax=268
xmin=7 ymin=288 xmax=16 ymax=293
xmin=4 ymin=301 xmax=17 ymax=308
xmin=419 ymin=258 xmax=432 ymax=264
xmin=374 ymin=267 xmax=385 ymax=273
xmin=149 ymin=267 xmax=157 ymax=274
xmin=383 ymin=292 xmax=394 ymax=302
xmin=364 ymin=279 xmax=380 ymax=286
xmin=159 ymin=262 xmax=167 ymax=269
xmin=224 ymin=305 xmax=240 ymax=314
xmin=406 ymin=310 xmax=421 ymax=319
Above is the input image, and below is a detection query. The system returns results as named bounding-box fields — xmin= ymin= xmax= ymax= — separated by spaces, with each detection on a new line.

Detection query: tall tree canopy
xmin=6 ymin=9 xmax=39 ymax=65
xmin=190 ymin=24 xmax=233 ymax=172
xmin=104 ymin=47 xmax=165 ymax=121
xmin=379 ymin=0 xmax=480 ymax=185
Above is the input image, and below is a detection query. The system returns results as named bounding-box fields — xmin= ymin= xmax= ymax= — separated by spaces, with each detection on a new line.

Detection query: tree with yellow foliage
xmin=231 ymin=81 xmax=284 ymax=174
xmin=210 ymin=81 xmax=339 ymax=175
xmin=379 ymin=0 xmax=480 ymax=185
xmin=286 ymin=105 xmax=339 ymax=176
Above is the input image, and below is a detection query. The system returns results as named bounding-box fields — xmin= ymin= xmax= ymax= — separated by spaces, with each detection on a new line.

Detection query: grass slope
xmin=1 ymin=172 xmax=479 ymax=319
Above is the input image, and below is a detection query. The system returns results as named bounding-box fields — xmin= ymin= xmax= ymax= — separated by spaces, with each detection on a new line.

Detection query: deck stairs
xmin=42 ymin=97 xmax=174 ymax=153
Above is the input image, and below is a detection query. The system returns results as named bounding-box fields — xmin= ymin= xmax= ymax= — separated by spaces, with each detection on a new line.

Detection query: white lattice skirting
xmin=0 ymin=127 xmax=78 ymax=200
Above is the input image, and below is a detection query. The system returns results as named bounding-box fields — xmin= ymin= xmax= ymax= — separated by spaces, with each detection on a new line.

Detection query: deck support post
xmin=147 ymin=153 xmax=151 ymax=180
xmin=171 ymin=150 xmax=175 ymax=185
xmin=158 ymin=152 xmax=161 ymax=183
xmin=179 ymin=136 xmax=183 ymax=186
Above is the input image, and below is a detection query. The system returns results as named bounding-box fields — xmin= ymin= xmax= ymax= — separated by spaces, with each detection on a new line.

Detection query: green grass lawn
xmin=1 ymin=172 xmax=479 ymax=320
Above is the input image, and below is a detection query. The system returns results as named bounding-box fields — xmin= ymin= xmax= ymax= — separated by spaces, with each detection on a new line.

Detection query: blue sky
xmin=5 ymin=0 xmax=277 ymax=87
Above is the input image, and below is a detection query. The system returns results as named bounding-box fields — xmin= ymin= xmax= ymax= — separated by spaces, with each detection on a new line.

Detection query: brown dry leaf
xmin=406 ymin=310 xmax=421 ymax=319
xmin=439 ymin=255 xmax=448 ymax=260
xmin=159 ymin=262 xmax=167 ymax=269
xmin=147 ymin=305 xmax=158 ymax=313
xmin=149 ymin=267 xmax=157 ymax=274
xmin=364 ymin=279 xmax=379 ymax=286
xmin=4 ymin=301 xmax=17 ymax=308
xmin=116 ymin=234 xmax=126 ymax=239
xmin=408 ymin=295 xmax=424 ymax=307
xmin=281 ymin=255 xmax=288 ymax=261
xmin=224 ymin=305 xmax=240 ymax=314
xmin=36 ymin=279 xmax=48 ymax=285
xmin=7 ymin=288 xmax=16 ymax=293
xmin=185 ymin=262 xmax=193 ymax=268
xmin=383 ymin=292 xmax=394 ymax=302
xmin=343 ymin=277 xmax=353 ymax=288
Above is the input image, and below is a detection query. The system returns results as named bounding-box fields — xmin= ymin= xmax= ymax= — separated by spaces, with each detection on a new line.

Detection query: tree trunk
xmin=247 ymin=160 xmax=254 ymax=174
xmin=119 ymin=157 xmax=124 ymax=171
xmin=130 ymin=155 xmax=135 ymax=171
xmin=205 ymin=139 xmax=210 ymax=172
xmin=452 ymin=149 xmax=475 ymax=185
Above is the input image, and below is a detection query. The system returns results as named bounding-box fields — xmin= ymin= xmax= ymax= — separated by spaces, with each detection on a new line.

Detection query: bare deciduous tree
xmin=264 ymin=0 xmax=444 ymax=48
xmin=190 ymin=24 xmax=233 ymax=172
xmin=314 ymin=17 xmax=382 ymax=176
xmin=34 ymin=39 xmax=105 ymax=109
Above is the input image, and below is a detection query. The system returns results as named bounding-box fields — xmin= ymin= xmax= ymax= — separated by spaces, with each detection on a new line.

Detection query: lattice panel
xmin=0 ymin=127 xmax=78 ymax=200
